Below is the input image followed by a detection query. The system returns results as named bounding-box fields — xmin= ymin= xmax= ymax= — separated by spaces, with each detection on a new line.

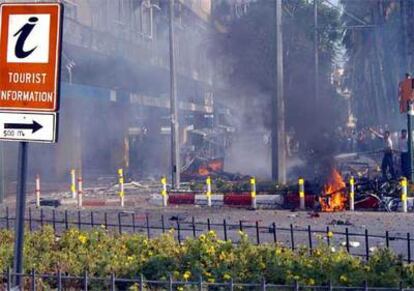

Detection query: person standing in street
xmin=370 ymin=128 xmax=396 ymax=179
xmin=399 ymin=129 xmax=410 ymax=178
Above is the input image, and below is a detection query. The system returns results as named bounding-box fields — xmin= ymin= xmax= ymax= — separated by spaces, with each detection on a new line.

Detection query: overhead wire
xmin=322 ymin=0 xmax=368 ymax=26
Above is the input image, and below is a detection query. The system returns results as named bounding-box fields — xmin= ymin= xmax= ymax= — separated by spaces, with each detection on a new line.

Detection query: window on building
xmin=141 ymin=0 xmax=153 ymax=38
xmin=90 ymin=0 xmax=109 ymax=30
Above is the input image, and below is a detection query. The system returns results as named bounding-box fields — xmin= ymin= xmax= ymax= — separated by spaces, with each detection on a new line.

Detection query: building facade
xmin=1 ymin=0 xmax=232 ymax=189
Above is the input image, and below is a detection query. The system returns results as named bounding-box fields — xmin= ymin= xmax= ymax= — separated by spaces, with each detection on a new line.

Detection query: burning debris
xmin=182 ymin=157 xmax=248 ymax=181
xmin=319 ymin=168 xmax=348 ymax=212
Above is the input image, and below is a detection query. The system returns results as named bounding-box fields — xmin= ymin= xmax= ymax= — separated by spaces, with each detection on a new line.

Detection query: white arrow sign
xmin=0 ymin=111 xmax=57 ymax=143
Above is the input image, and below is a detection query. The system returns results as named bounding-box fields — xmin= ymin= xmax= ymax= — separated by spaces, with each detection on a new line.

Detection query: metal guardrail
xmin=0 ymin=207 xmax=413 ymax=262
xmin=1 ymin=269 xmax=414 ymax=291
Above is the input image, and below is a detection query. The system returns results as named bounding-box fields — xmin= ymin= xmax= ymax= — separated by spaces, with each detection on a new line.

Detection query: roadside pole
xmin=118 ymin=169 xmax=125 ymax=208
xmin=272 ymin=0 xmax=286 ymax=183
xmin=408 ymin=101 xmax=414 ymax=182
xmin=206 ymin=176 xmax=212 ymax=207
xmin=401 ymin=177 xmax=408 ymax=213
xmin=161 ymin=176 xmax=168 ymax=207
xmin=349 ymin=176 xmax=355 ymax=211
xmin=71 ymin=169 xmax=77 ymax=199
xmin=13 ymin=142 xmax=28 ymax=287
xmin=298 ymin=178 xmax=305 ymax=210
xmin=250 ymin=177 xmax=257 ymax=209
xmin=35 ymin=174 xmax=41 ymax=208
xmin=169 ymin=0 xmax=180 ymax=189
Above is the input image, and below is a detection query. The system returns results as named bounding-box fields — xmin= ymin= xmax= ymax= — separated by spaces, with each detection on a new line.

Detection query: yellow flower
xmin=207 ymin=278 xmax=215 ymax=283
xmin=327 ymin=231 xmax=334 ymax=238
xmin=219 ymin=252 xmax=226 ymax=261
xmin=78 ymin=234 xmax=87 ymax=244
xmin=127 ymin=256 xmax=134 ymax=262
xmin=340 ymin=275 xmax=348 ymax=283
xmin=183 ymin=271 xmax=191 ymax=281
xmin=308 ymin=278 xmax=315 ymax=285
xmin=177 ymin=287 xmax=184 ymax=291
xmin=208 ymin=230 xmax=216 ymax=237
xmin=223 ymin=273 xmax=231 ymax=281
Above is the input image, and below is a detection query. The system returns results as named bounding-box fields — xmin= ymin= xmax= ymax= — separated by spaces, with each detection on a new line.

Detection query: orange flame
xmin=208 ymin=159 xmax=223 ymax=172
xmin=319 ymin=168 xmax=347 ymax=212
xmin=198 ymin=165 xmax=209 ymax=176
xmin=197 ymin=159 xmax=224 ymax=176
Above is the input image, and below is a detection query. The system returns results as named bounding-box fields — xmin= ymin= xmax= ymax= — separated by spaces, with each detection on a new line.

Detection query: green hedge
xmin=1 ymin=227 xmax=414 ymax=289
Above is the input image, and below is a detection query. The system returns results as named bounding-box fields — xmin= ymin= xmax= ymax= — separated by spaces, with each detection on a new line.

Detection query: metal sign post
xmin=0 ymin=3 xmax=63 ymax=289
xmin=13 ymin=142 xmax=28 ymax=287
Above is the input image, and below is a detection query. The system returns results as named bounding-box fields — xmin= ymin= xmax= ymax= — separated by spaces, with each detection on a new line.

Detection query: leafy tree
xmin=341 ymin=0 xmax=407 ymax=127
xmin=213 ymin=0 xmax=343 ymax=145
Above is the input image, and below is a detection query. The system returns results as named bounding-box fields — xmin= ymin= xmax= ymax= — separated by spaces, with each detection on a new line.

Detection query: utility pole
xmin=169 ymin=0 xmax=180 ymax=189
xmin=400 ymin=0 xmax=410 ymax=75
xmin=408 ymin=101 xmax=414 ymax=182
xmin=314 ymin=0 xmax=319 ymax=103
xmin=272 ymin=0 xmax=286 ymax=184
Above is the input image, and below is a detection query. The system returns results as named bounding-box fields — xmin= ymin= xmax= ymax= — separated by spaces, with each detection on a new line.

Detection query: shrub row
xmin=1 ymin=227 xmax=414 ymax=289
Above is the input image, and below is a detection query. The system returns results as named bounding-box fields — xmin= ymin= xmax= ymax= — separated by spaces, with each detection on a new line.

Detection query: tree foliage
xmin=213 ymin=0 xmax=343 ymax=142
xmin=341 ymin=0 xmax=408 ymax=127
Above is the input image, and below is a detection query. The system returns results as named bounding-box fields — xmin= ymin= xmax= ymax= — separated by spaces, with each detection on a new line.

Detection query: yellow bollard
xmin=206 ymin=176 xmax=212 ymax=207
xmin=161 ymin=176 xmax=168 ymax=207
xmin=35 ymin=174 xmax=40 ymax=208
xmin=401 ymin=177 xmax=408 ymax=213
xmin=118 ymin=169 xmax=125 ymax=208
xmin=349 ymin=176 xmax=355 ymax=211
xmin=250 ymin=177 xmax=257 ymax=209
xmin=71 ymin=169 xmax=76 ymax=199
xmin=298 ymin=178 xmax=305 ymax=210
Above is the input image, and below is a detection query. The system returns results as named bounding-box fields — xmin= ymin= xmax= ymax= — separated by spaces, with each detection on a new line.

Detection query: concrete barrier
xmin=168 ymin=193 xmax=196 ymax=205
xmin=195 ymin=194 xmax=224 ymax=206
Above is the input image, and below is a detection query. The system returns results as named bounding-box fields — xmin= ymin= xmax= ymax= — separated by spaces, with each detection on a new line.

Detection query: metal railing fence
xmin=1 ymin=269 xmax=414 ymax=291
xmin=0 ymin=207 xmax=413 ymax=262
